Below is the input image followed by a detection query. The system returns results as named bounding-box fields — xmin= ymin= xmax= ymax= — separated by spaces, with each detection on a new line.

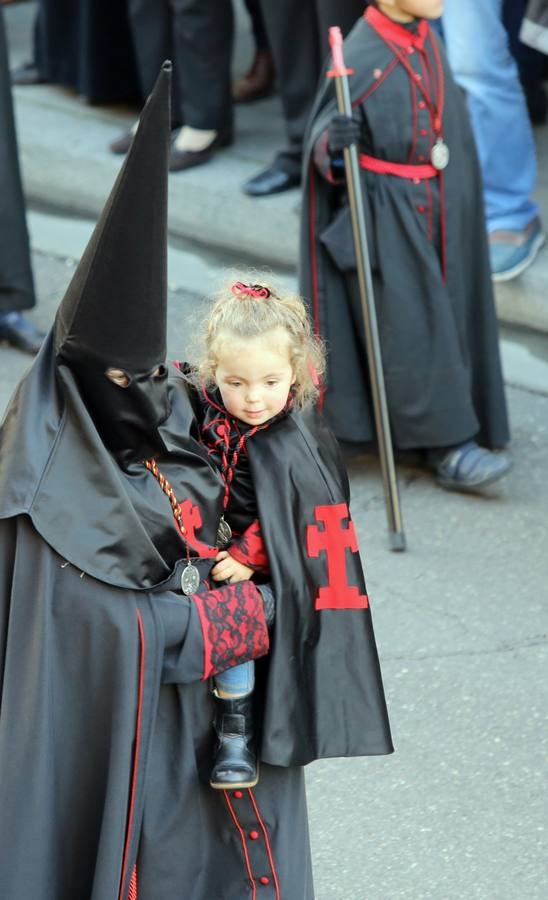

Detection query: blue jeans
xmin=215 ymin=660 xmax=255 ymax=698
xmin=442 ymin=0 xmax=539 ymax=232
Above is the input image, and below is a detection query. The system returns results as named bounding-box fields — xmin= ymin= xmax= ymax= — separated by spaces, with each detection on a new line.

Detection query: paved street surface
xmin=1 ymin=245 xmax=546 ymax=900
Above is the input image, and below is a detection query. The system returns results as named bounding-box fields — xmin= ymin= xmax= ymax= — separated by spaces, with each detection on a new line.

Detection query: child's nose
xmin=246 ymin=385 xmax=261 ymax=402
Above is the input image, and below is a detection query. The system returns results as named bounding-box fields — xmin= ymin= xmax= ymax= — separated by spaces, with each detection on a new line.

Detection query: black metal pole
xmin=328 ymin=26 xmax=406 ymax=551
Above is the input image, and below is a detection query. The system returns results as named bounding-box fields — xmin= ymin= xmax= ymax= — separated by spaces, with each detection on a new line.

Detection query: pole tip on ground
xmin=389 ymin=531 xmax=406 ymax=552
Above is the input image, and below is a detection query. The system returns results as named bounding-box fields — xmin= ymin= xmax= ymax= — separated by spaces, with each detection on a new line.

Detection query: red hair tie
xmin=231 ymin=281 xmax=271 ymax=299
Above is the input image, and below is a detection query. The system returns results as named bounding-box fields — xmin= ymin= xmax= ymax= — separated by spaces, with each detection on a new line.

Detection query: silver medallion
xmin=431 ymin=139 xmax=450 ymax=171
xmin=181 ymin=562 xmax=200 ymax=596
xmin=216 ymin=516 xmax=233 ymax=548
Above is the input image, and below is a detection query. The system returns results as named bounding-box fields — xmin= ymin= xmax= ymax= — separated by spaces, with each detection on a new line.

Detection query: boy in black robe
xmin=300 ymin=0 xmax=513 ymax=492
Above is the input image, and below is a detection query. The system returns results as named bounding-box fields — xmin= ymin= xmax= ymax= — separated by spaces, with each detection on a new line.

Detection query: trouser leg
xmin=442 ymin=0 xmax=538 ymax=231
xmin=258 ymin=0 xmax=321 ymax=173
xmin=171 ymin=0 xmax=233 ymax=131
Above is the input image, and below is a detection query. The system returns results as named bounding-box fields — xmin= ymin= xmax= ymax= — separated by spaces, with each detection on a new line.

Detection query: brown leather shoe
xmin=232 ymin=49 xmax=275 ymax=104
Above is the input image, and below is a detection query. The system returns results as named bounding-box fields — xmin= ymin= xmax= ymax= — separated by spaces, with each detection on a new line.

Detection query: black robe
xmin=34 ymin=0 xmax=140 ymax=102
xmin=300 ymin=9 xmax=510 ymax=452
xmin=0 ymin=336 xmax=307 ymax=900
xmin=0 ymin=8 xmax=35 ymax=313
xmin=0 ymin=334 xmax=392 ymax=898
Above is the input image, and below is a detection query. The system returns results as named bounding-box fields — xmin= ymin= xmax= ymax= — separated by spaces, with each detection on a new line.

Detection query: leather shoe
xmin=169 ymin=127 xmax=233 ymax=172
xmin=109 ymin=128 xmax=135 ymax=155
xmin=243 ymin=165 xmax=300 ymax=197
xmin=232 ymin=49 xmax=275 ymax=103
xmin=0 ymin=313 xmax=45 ymax=355
xmin=11 ymin=62 xmax=46 ymax=86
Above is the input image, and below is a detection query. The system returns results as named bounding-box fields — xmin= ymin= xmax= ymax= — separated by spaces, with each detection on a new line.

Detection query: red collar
xmin=365 ymin=5 xmax=428 ymax=50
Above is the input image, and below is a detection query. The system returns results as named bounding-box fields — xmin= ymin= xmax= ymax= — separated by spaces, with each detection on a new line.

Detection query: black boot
xmin=210 ymin=694 xmax=258 ymax=790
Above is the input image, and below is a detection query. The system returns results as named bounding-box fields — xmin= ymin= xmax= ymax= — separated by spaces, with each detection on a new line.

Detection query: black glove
xmin=327 ymin=114 xmax=361 ymax=155
xmin=257 ymin=583 xmax=275 ymax=627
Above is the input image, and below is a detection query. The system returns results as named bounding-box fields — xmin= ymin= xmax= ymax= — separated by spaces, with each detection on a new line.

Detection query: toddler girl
xmin=192 ymin=277 xmax=324 ymax=789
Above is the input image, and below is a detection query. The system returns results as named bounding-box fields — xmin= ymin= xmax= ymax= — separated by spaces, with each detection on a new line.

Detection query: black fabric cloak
xmin=34 ymin=0 xmax=140 ymax=102
xmin=247 ymin=406 xmax=394 ymax=766
xmin=0 ymin=340 xmax=299 ymax=900
xmin=300 ymin=10 xmax=510 ymax=452
xmin=0 ymin=8 xmax=35 ymax=313
xmin=0 ymin=340 xmax=392 ymax=899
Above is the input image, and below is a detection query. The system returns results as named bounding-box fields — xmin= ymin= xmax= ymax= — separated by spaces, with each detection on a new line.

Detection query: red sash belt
xmin=358 ymin=152 xmax=447 ymax=282
xmin=359 ymin=153 xmax=437 ymax=179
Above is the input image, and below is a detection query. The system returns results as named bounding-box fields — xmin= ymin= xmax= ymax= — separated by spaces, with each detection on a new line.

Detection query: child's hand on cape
xmin=211 ymin=550 xmax=254 ymax=584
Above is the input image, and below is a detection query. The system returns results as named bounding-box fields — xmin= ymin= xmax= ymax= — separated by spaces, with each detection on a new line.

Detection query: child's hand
xmin=211 ymin=550 xmax=254 ymax=584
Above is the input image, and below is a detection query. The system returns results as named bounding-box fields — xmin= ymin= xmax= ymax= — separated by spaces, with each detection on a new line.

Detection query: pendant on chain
xmin=181 ymin=561 xmax=201 ymax=596
xmin=431 ymin=139 xmax=450 ymax=170
xmin=216 ymin=516 xmax=233 ymax=548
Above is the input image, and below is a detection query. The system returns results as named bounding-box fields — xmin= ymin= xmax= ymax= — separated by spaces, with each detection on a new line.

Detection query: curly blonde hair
xmin=197 ymin=275 xmax=325 ymax=407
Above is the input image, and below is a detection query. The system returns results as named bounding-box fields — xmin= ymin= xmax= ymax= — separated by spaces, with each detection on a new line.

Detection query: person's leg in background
xmin=0 ymin=7 xmax=43 ymax=355
xmin=243 ymin=0 xmax=321 ymax=196
xmin=443 ymin=0 xmax=545 ymax=281
xmin=243 ymin=0 xmax=365 ymax=197
xmin=232 ymin=0 xmax=275 ymax=103
xmin=110 ymin=0 xmax=174 ymax=154
xmin=169 ymin=0 xmax=234 ymax=171
xmin=502 ymin=0 xmax=547 ymax=125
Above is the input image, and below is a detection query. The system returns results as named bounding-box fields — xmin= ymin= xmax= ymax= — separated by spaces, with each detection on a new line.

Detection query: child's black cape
xmin=300 ymin=13 xmax=510 ymax=451
xmin=246 ymin=407 xmax=394 ymax=765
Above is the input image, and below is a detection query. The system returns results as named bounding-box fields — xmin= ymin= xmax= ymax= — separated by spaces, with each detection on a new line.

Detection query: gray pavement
xmin=4 ymin=0 xmax=548 ymax=334
xmin=1 ymin=247 xmax=546 ymax=900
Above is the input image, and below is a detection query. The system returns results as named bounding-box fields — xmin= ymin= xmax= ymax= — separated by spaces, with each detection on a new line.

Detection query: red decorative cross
xmin=306 ymin=503 xmax=369 ymax=610
xmin=178 ymin=499 xmax=218 ymax=558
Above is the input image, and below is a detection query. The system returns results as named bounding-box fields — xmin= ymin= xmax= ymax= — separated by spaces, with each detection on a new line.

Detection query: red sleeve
xmin=229 ymin=518 xmax=270 ymax=574
xmin=192 ymin=581 xmax=269 ymax=679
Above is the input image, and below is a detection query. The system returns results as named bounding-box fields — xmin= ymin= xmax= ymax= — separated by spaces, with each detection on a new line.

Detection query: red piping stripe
xmin=224 ymin=791 xmax=257 ymax=899
xmin=248 ymin=789 xmax=281 ymax=900
xmin=118 ymin=609 xmax=146 ymax=900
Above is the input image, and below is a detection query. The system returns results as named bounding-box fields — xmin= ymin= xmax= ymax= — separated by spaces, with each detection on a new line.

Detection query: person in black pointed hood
xmin=0 ymin=61 xmax=327 ymax=900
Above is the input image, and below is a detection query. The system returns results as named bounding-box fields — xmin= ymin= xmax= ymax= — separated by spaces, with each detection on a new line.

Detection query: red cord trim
xmin=127 ymin=867 xmax=138 ymax=900
xmin=248 ymin=789 xmax=281 ymax=900
xmin=118 ymin=609 xmax=145 ymax=900
xmin=224 ymin=791 xmax=257 ymax=899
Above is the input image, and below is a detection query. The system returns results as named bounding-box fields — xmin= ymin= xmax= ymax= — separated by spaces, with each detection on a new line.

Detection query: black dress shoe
xmin=11 ymin=62 xmax=46 ymax=86
xmin=243 ymin=165 xmax=301 ymax=197
xmin=0 ymin=313 xmax=45 ymax=355
xmin=169 ymin=127 xmax=233 ymax=173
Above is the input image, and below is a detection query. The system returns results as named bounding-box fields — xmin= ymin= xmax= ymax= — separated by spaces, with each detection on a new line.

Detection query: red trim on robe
xmin=118 ymin=610 xmax=145 ymax=900
xmin=223 ymin=792 xmax=257 ymax=899
xmin=248 ymin=790 xmax=281 ymax=900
